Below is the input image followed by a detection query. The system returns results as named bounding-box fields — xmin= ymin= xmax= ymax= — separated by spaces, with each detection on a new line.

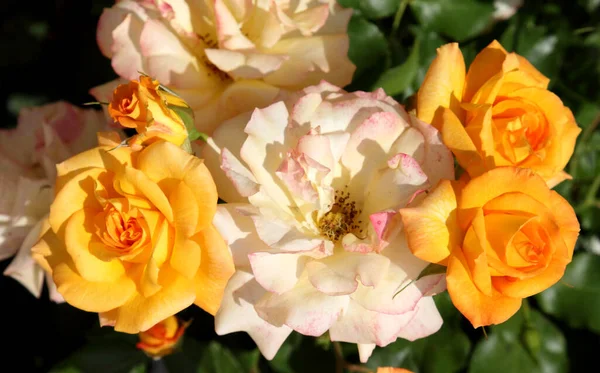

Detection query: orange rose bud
xmin=108 ymin=80 xmax=152 ymax=132
xmin=399 ymin=167 xmax=580 ymax=328
xmin=137 ymin=316 xmax=188 ymax=358
xmin=416 ymin=41 xmax=581 ymax=188
xmin=377 ymin=368 xmax=414 ymax=373
xmin=108 ymin=75 xmax=189 ymax=147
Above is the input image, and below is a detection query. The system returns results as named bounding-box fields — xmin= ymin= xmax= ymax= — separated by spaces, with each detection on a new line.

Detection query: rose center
xmin=317 ymin=190 xmax=363 ymax=242
xmin=95 ymin=205 xmax=145 ymax=253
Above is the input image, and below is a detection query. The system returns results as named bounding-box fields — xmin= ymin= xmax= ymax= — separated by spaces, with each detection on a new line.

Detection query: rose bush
xmin=416 ymin=40 xmax=581 ymax=187
xmin=94 ymin=0 xmax=356 ymax=134
xmin=400 ymin=167 xmax=580 ymax=327
xmin=207 ymin=82 xmax=455 ymax=362
xmin=32 ymin=134 xmax=234 ymax=333
xmin=1 ymin=101 xmax=111 ymax=302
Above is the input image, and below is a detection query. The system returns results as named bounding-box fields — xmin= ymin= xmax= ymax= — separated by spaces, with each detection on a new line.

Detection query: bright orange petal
xmin=136 ymin=141 xmax=218 ymax=231
xmin=39 ymin=229 xmax=135 ymax=313
xmin=399 ymin=180 xmax=458 ymax=264
xmin=463 ymin=103 xmax=495 ymax=170
xmin=462 ymin=208 xmax=493 ymax=296
xmin=113 ymin=265 xmax=196 ymax=333
xmin=49 ymin=168 xmax=105 ymax=237
xmin=458 ymin=167 xmax=550 ymax=228
xmin=56 ymin=145 xmax=133 ymax=185
xmin=440 ymin=108 xmax=487 ymax=177
xmin=463 ymin=40 xmax=509 ymax=102
xmin=492 ymin=256 xmax=568 ymax=298
xmin=64 ymin=209 xmax=126 ymax=282
xmin=169 ymin=182 xmax=201 ymax=279
xmin=516 ymin=55 xmax=550 ymax=88
xmin=417 ymin=43 xmax=466 ymax=126
xmin=548 ymin=190 xmax=580 ymax=259
xmin=447 ymin=250 xmax=522 ymax=328
xmin=193 ymin=224 xmax=235 ymax=315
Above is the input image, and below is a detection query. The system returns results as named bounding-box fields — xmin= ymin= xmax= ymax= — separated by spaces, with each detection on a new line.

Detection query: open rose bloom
xmin=95 ymin=0 xmax=356 ymax=134
xmin=0 ymin=102 xmax=110 ymax=301
xmin=33 ymin=134 xmax=234 ymax=333
xmin=207 ymin=82 xmax=455 ymax=362
xmin=417 ymin=41 xmax=581 ymax=187
xmin=400 ymin=167 xmax=579 ymax=327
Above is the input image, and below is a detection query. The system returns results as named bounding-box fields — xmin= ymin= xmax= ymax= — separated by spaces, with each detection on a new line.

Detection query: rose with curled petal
xmin=416 ymin=40 xmax=581 ymax=188
xmin=399 ymin=167 xmax=579 ymax=327
xmin=32 ymin=133 xmax=234 ymax=333
xmin=93 ymin=0 xmax=356 ymax=135
xmin=207 ymin=82 xmax=455 ymax=362
xmin=0 ymin=101 xmax=112 ymax=302
xmin=108 ymin=75 xmax=189 ymax=147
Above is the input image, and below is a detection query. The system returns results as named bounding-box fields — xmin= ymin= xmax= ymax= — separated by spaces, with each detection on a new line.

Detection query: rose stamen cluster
xmin=317 ymin=189 xmax=363 ymax=243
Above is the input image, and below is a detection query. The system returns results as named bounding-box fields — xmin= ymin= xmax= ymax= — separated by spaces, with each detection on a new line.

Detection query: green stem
xmin=391 ymin=0 xmax=412 ymax=35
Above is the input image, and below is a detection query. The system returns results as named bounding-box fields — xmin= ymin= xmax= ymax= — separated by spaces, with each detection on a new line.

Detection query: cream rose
xmin=207 ymin=82 xmax=455 ymax=362
xmin=94 ymin=0 xmax=356 ymax=134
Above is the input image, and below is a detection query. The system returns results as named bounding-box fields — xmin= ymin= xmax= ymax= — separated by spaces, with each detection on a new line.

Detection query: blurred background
xmin=1 ymin=0 xmax=599 ymax=372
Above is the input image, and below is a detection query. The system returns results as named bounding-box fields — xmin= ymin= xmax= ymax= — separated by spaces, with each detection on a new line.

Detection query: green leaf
xmin=345 ymin=15 xmax=389 ymax=89
xmin=127 ymin=363 xmax=147 ymax=373
xmin=411 ymin=27 xmax=446 ymax=97
xmin=269 ymin=333 xmax=303 ymax=373
xmin=268 ymin=333 xmax=335 ymax=373
xmin=372 ymin=37 xmax=420 ymax=96
xmin=238 ymin=349 xmax=261 ymax=372
xmin=337 ymin=0 xmax=400 ymax=19
xmin=366 ymin=293 xmax=471 ymax=373
xmin=164 ymin=338 xmax=252 ymax=373
xmin=512 ymin=23 xmax=566 ymax=81
xmin=468 ymin=308 xmax=568 ymax=373
xmin=49 ymin=331 xmax=147 ymax=373
xmin=163 ymin=337 xmax=204 ymax=373
xmin=198 ymin=342 xmax=245 ymax=373
xmin=536 ymin=252 xmax=600 ymax=334
xmin=579 ymin=0 xmax=600 ymax=12
xmin=410 ymin=0 xmax=495 ymax=42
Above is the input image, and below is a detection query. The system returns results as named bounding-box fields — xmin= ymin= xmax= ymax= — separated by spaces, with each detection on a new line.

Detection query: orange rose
xmin=417 ymin=40 xmax=581 ymax=187
xmin=399 ymin=167 xmax=579 ymax=327
xmin=137 ymin=316 xmax=187 ymax=358
xmin=108 ymin=76 xmax=189 ymax=147
xmin=33 ymin=133 xmax=234 ymax=333
xmin=377 ymin=368 xmax=414 ymax=373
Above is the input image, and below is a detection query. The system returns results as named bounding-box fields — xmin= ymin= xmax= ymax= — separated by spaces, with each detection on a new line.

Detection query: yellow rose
xmin=108 ymin=76 xmax=189 ymax=147
xmin=137 ymin=316 xmax=187 ymax=358
xmin=400 ymin=167 xmax=580 ymax=327
xmin=33 ymin=133 xmax=234 ymax=333
xmin=417 ymin=40 xmax=581 ymax=187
